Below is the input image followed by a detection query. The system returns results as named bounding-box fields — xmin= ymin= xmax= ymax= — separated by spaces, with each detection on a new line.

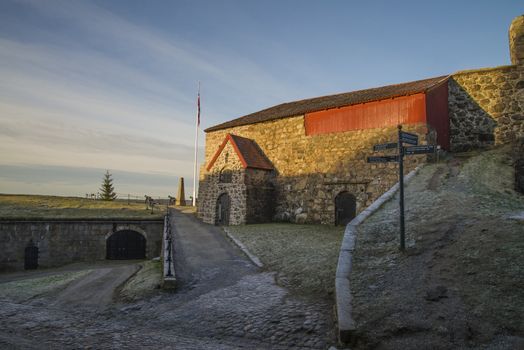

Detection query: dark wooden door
xmin=106 ymin=230 xmax=146 ymax=260
xmin=216 ymin=193 xmax=230 ymax=226
xmin=24 ymin=243 xmax=38 ymax=270
xmin=335 ymin=192 xmax=356 ymax=226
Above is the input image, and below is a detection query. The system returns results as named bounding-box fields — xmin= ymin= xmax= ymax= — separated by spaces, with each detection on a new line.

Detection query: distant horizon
xmin=1 ymin=1 xmax=522 ymax=197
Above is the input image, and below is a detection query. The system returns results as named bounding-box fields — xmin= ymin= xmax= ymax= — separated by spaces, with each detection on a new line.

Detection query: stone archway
xmin=216 ymin=193 xmax=231 ymax=226
xmin=106 ymin=230 xmax=146 ymax=260
xmin=335 ymin=191 xmax=356 ymax=226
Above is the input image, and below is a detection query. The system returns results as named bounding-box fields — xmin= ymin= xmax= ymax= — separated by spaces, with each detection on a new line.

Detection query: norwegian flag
xmin=197 ymin=91 xmax=201 ymax=127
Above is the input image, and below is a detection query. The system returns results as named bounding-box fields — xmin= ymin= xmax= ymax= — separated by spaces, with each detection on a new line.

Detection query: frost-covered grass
xmin=0 ymin=194 xmax=166 ymax=219
xmin=227 ymin=223 xmax=344 ymax=297
xmin=119 ymin=260 xmax=162 ymax=301
xmin=350 ymin=145 xmax=524 ymax=348
xmin=0 ymin=270 xmax=91 ymax=302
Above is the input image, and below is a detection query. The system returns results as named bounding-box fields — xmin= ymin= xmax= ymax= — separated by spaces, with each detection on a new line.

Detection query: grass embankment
xmin=227 ymin=224 xmax=344 ymax=297
xmin=0 ymin=194 xmax=166 ymax=220
xmin=350 ymin=146 xmax=524 ymax=349
xmin=118 ymin=260 xmax=162 ymax=301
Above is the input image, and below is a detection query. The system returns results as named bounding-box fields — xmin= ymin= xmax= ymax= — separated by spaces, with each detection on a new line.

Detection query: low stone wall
xmin=449 ymin=65 xmax=524 ymax=151
xmin=0 ymin=219 xmax=163 ymax=272
xmin=335 ymin=166 xmax=422 ymax=343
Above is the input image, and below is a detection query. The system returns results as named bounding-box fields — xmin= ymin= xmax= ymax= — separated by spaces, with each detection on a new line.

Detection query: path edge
xmin=222 ymin=227 xmax=264 ymax=268
xmin=335 ymin=165 xmax=423 ymax=343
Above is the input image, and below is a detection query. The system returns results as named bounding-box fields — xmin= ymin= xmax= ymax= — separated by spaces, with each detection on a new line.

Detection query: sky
xmin=0 ymin=0 xmax=522 ymax=198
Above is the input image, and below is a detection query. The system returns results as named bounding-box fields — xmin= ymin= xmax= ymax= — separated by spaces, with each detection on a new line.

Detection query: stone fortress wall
xmin=0 ymin=219 xmax=163 ymax=272
xmin=449 ymin=65 xmax=524 ymax=151
xmin=449 ymin=15 xmax=524 ymax=151
xmin=200 ymin=120 xmax=428 ymax=225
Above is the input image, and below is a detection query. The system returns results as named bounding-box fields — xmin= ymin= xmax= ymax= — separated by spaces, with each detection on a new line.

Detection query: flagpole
xmin=192 ymin=82 xmax=200 ymax=207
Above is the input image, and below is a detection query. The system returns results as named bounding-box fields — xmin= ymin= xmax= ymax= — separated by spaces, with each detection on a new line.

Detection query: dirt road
xmin=48 ymin=263 xmax=139 ymax=309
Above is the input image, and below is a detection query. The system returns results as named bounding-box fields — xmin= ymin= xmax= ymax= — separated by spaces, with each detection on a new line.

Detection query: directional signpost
xmin=367 ymin=125 xmax=437 ymax=251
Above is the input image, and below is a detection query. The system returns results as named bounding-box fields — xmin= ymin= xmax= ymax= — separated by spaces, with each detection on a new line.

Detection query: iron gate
xmin=106 ymin=230 xmax=146 ymax=260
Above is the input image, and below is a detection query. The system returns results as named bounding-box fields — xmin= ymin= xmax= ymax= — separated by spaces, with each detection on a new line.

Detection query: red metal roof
xmin=205 ymin=76 xmax=449 ymax=132
xmin=206 ymin=134 xmax=274 ymax=171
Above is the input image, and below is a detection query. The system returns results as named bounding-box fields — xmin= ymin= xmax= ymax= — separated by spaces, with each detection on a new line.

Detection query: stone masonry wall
xmin=197 ymin=141 xmax=247 ymax=225
xmin=449 ymin=65 xmax=524 ymax=151
xmin=245 ymin=168 xmax=275 ymax=224
xmin=0 ymin=220 xmax=163 ymax=271
xmin=200 ymin=118 xmax=429 ymax=224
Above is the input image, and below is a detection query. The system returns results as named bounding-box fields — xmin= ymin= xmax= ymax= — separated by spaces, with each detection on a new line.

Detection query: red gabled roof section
xmin=206 ymin=134 xmax=274 ymax=171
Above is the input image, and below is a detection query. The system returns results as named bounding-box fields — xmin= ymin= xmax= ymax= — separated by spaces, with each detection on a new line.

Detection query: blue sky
xmin=0 ymin=0 xmax=522 ymax=198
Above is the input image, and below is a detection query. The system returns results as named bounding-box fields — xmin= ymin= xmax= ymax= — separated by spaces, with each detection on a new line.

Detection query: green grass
xmin=227 ymin=223 xmax=344 ymax=297
xmin=119 ymin=260 xmax=162 ymax=301
xmin=0 ymin=194 xmax=166 ymax=219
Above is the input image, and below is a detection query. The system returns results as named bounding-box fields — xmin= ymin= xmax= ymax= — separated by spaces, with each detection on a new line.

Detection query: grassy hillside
xmin=350 ymin=146 xmax=524 ymax=349
xmin=0 ymin=194 xmax=166 ymax=220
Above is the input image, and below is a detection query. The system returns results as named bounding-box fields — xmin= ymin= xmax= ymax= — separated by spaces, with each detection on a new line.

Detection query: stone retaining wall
xmin=0 ymin=219 xmax=163 ymax=272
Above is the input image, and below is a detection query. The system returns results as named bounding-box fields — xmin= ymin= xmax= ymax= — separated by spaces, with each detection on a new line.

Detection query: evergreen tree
xmin=100 ymin=170 xmax=117 ymax=201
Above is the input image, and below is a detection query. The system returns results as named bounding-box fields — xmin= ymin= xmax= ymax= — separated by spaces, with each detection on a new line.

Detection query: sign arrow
xmin=373 ymin=142 xmax=398 ymax=152
xmin=400 ymin=131 xmax=418 ymax=145
xmin=404 ymin=145 xmax=436 ymax=155
xmin=367 ymin=155 xmax=399 ymax=163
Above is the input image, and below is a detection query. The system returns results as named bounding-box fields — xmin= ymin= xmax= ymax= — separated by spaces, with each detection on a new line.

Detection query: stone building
xmin=198 ymin=14 xmax=524 ymax=226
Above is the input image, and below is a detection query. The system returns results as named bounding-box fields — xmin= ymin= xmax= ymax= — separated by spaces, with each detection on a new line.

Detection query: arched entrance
xmin=335 ymin=191 xmax=356 ymax=226
xmin=106 ymin=230 xmax=146 ymax=260
xmin=216 ymin=193 xmax=231 ymax=226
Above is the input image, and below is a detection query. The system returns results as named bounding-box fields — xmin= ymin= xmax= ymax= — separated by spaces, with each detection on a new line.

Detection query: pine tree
xmin=100 ymin=170 xmax=117 ymax=201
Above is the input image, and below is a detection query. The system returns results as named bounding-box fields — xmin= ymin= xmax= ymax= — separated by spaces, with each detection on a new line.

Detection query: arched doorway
xmin=106 ymin=230 xmax=146 ymax=260
xmin=216 ymin=193 xmax=231 ymax=226
xmin=335 ymin=191 xmax=356 ymax=226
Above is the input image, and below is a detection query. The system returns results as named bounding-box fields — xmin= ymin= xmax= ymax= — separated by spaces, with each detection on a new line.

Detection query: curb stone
xmin=335 ymin=165 xmax=423 ymax=343
xmin=222 ymin=228 xmax=264 ymax=268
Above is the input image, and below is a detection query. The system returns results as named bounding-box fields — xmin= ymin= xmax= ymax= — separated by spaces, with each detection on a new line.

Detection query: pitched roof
xmin=205 ymin=75 xmax=449 ymax=132
xmin=206 ymin=134 xmax=274 ymax=171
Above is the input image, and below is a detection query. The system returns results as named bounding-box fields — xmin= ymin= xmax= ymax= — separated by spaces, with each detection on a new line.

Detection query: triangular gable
xmin=206 ymin=134 xmax=274 ymax=171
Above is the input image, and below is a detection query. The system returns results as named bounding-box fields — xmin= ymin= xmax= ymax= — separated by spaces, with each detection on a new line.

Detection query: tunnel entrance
xmin=106 ymin=230 xmax=146 ymax=260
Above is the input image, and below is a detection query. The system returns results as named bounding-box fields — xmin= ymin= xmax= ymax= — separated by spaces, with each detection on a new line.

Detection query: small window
xmin=219 ymin=169 xmax=233 ymax=183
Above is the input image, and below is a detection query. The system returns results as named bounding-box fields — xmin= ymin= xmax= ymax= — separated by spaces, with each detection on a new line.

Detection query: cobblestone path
xmin=0 ymin=209 xmax=335 ymax=349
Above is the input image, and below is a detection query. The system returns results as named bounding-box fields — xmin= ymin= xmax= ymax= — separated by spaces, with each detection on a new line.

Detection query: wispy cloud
xmin=0 ymin=0 xmax=315 ymax=196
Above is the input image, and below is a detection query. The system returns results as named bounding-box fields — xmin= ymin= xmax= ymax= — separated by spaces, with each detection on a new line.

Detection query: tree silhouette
xmin=100 ymin=170 xmax=117 ymax=201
